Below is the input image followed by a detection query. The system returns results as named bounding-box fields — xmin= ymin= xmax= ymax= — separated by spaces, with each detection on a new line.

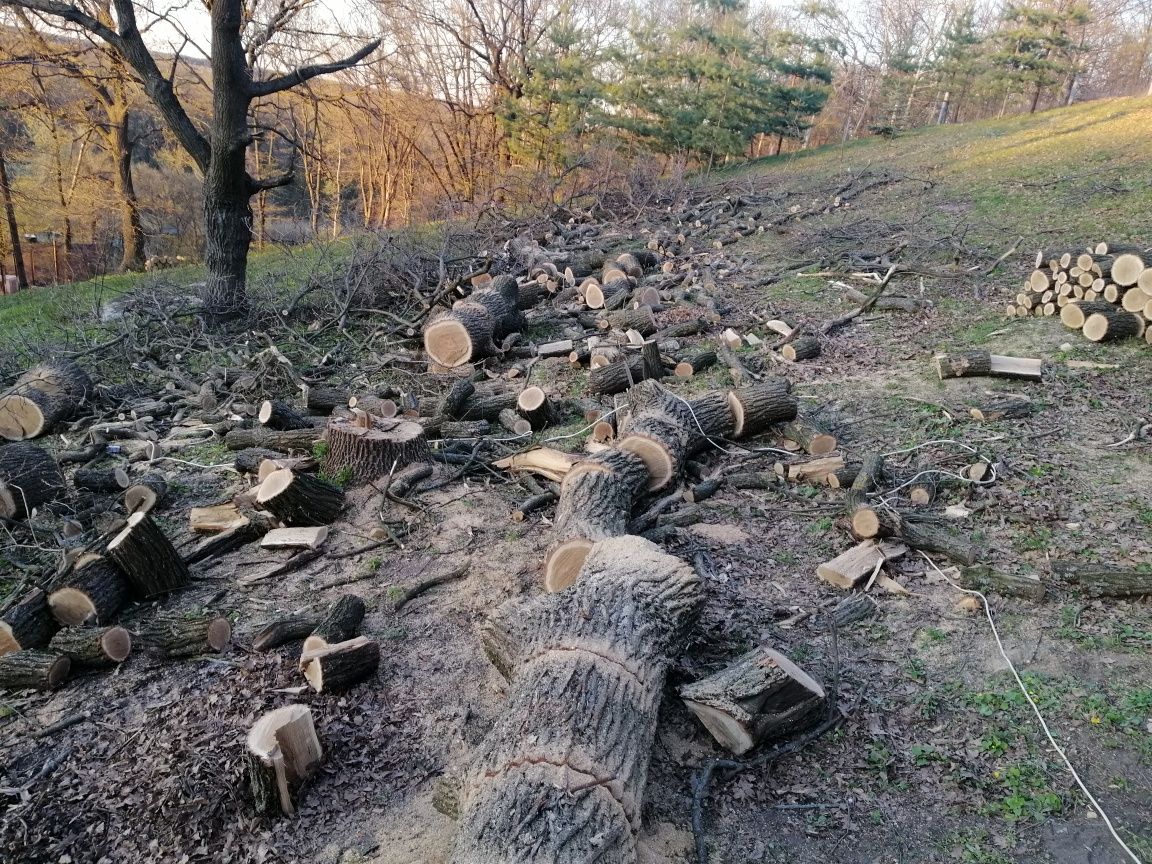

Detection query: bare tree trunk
xmin=0 ymin=141 xmax=28 ymax=289
xmin=112 ymin=111 xmax=146 ymax=271
xmin=1030 ymin=82 xmax=1043 ymax=114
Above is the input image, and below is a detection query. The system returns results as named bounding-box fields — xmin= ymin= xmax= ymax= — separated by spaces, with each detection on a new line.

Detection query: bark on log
xmin=437 ymin=379 xmax=476 ymax=419
xmin=516 ymin=387 xmax=555 ymax=431
xmin=303 ymin=386 xmax=348 ymax=415
xmin=225 ymin=427 xmax=320 ymax=451
xmin=234 ymin=447 xmax=291 ymax=473
xmin=299 ymin=635 xmax=380 ymax=692
xmin=781 ymin=336 xmax=821 ymax=362
xmin=499 ymin=408 xmax=533 ymax=436
xmin=48 ymin=554 xmax=128 ymax=626
xmin=0 ymin=650 xmax=70 ymax=690
xmin=935 ymin=351 xmax=1042 ymax=380
xmin=1059 ymin=300 xmax=1114 ymax=330
xmin=251 ymin=615 xmax=320 ymax=651
xmin=673 ymin=351 xmax=717 ymax=378
xmin=0 ymin=589 xmax=55 ymax=656
xmin=256 ymin=468 xmax=345 ymax=526
xmin=259 ymin=400 xmax=313 ymax=431
xmin=72 ymin=467 xmax=127 ymax=493
xmin=138 ymin=613 xmax=232 ymax=658
xmin=957 ymin=565 xmax=1045 ymax=601
xmin=1082 ymin=309 xmax=1143 ymax=342
xmin=1050 ymin=562 xmax=1152 ymax=598
xmin=680 ymin=646 xmax=826 ymax=755
xmin=451 ymin=536 xmax=701 ymax=864
xmin=598 ymin=307 xmax=656 ymax=336
xmin=389 ymin=462 xmax=434 ymax=497
xmin=726 ymin=379 xmax=797 ymax=438
xmin=0 ymin=359 xmax=92 ymax=440
xmin=0 ymin=442 xmax=66 ymax=519
xmin=48 ymin=625 xmax=131 ymax=667
xmin=968 ymin=397 xmax=1034 ymax=422
xmin=425 ymin=280 xmax=525 ymax=367
xmin=900 ymin=515 xmax=982 ymax=566
xmin=302 ymin=595 xmax=366 ymax=653
xmin=324 ymin=415 xmax=429 ymax=483
xmin=106 ymin=511 xmax=191 ymax=598
xmin=247 ymin=705 xmax=323 ymax=816
xmin=778 ymin=418 xmax=837 ymax=455
xmin=588 ymin=356 xmax=651 ymax=396
xmin=123 ymin=473 xmax=168 ymax=515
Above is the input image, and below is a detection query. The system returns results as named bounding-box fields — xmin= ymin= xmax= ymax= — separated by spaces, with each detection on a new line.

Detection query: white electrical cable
xmin=921 ymin=552 xmax=1144 ymax=864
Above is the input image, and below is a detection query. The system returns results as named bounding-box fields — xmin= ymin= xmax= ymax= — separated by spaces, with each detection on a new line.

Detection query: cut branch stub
xmin=247 ymin=705 xmax=323 ymax=816
xmin=256 ymin=468 xmax=345 ymax=526
xmin=452 ymin=536 xmax=701 ymax=863
xmin=48 ymin=553 xmax=128 ymax=626
xmin=323 ymin=415 xmax=429 ymax=483
xmin=0 ymin=359 xmax=92 ymax=440
xmin=0 ymin=442 xmax=66 ymax=519
xmin=106 ymin=512 xmax=191 ymax=598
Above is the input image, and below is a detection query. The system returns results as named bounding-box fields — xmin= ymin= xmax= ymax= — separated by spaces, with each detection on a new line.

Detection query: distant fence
xmin=1 ymin=243 xmax=107 ymax=289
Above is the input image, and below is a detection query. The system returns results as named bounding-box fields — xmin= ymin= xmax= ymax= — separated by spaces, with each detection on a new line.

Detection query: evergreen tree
xmin=991 ymin=1 xmax=1091 ymax=113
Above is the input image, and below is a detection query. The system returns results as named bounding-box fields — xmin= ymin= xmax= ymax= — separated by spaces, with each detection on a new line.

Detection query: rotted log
xmin=259 ymin=399 xmax=314 ymax=431
xmin=256 ymin=468 xmax=345 ymax=526
xmin=225 ymin=427 xmax=320 ymax=451
xmin=0 ymin=442 xmax=66 ymax=519
xmin=516 ymin=387 xmax=555 ymax=431
xmin=324 ymin=413 xmax=430 ymax=483
xmin=451 ymin=536 xmax=701 ymax=864
xmin=247 ymin=705 xmax=323 ymax=816
xmin=781 ymin=336 xmax=820 ymax=362
xmin=48 ymin=554 xmax=128 ymax=626
xmin=680 ymin=646 xmax=826 ymax=755
xmin=0 ymin=589 xmax=56 ymax=656
xmin=301 ymin=595 xmax=366 ymax=653
xmin=299 ymin=636 xmax=380 ymax=692
xmin=106 ymin=512 xmax=191 ymax=597
xmin=138 ymin=613 xmax=232 ymax=658
xmin=123 ymin=473 xmax=168 ymax=515
xmin=48 ymin=625 xmax=131 ymax=668
xmin=0 ymin=358 xmax=92 ymax=440
xmin=0 ymin=650 xmax=70 ymax=690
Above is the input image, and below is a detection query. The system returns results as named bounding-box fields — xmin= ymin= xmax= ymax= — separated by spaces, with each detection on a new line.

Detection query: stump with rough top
xmin=324 ymin=413 xmax=429 ymax=483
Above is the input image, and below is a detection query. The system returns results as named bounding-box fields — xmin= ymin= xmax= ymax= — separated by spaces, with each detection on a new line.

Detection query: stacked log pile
xmin=1008 ymin=243 xmax=1152 ymax=345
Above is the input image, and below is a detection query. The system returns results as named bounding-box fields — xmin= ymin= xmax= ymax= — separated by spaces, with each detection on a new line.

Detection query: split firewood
xmin=258 ymin=400 xmax=314 ymax=431
xmin=261 ymin=526 xmax=329 ymax=550
xmin=256 ymin=469 xmax=345 ymax=526
xmin=493 ymin=448 xmax=579 ymax=483
xmin=968 ymin=396 xmax=1034 ymax=421
xmin=0 ymin=650 xmax=70 ymax=690
xmin=138 ymin=613 xmax=232 ymax=658
xmin=225 ymin=427 xmax=320 ymax=451
xmin=816 ymin=540 xmax=907 ymax=589
xmin=778 ymin=418 xmax=837 ymax=455
xmin=680 ymin=646 xmax=826 ymax=755
xmin=48 ymin=625 xmax=131 ymax=668
xmin=48 ymin=554 xmax=127 ymax=626
xmin=774 ymin=455 xmax=846 ymax=484
xmin=781 ymin=336 xmax=821 ymax=362
xmin=720 ymin=327 xmax=743 ymax=349
xmin=0 ymin=442 xmax=66 ymax=519
xmin=324 ymin=414 xmax=429 ymax=483
xmin=302 ymin=595 xmax=366 ymax=653
xmin=106 ymin=512 xmax=191 ymax=597
xmin=123 ymin=473 xmax=168 ymax=515
xmin=424 ymin=277 xmax=525 ymax=367
xmin=516 ymin=387 xmax=555 ymax=430
xmin=299 ymin=636 xmax=380 ymax=693
xmin=0 ymin=589 xmax=56 ymax=656
xmin=0 ymin=358 xmax=92 ymax=440
xmin=1050 ymin=562 xmax=1152 ymax=598
xmin=247 ymin=705 xmax=323 ymax=816
xmin=450 ymin=537 xmax=700 ymax=863
xmin=189 ymin=503 xmax=250 ymax=533
xmin=935 ymin=350 xmax=1042 ymax=381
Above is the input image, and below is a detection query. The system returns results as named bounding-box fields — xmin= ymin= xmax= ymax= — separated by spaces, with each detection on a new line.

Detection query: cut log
xmin=347 ymin=395 xmax=398 ymax=419
xmin=1060 ymin=300 xmax=1115 ymax=330
xmin=615 ymin=252 xmax=643 ymax=279
xmin=957 ymin=565 xmax=1045 ymax=601
xmin=849 ymin=504 xmax=900 ymax=539
xmin=1110 ymin=253 xmax=1150 ymax=287
xmin=234 ymin=447 xmax=291 ymax=473
xmin=1050 ymin=562 xmax=1152 ymax=598
xmin=303 ymin=386 xmax=349 ymax=414
xmin=0 ymin=589 xmax=55 ymax=656
xmin=826 ymin=465 xmax=859 ymax=489
xmin=516 ymin=387 xmax=555 ymax=431
xmin=138 ymin=613 xmax=232 ymax=658
xmin=425 ymin=280 xmax=524 ymax=367
xmin=455 ymin=389 xmax=521 ymax=422
xmin=106 ymin=512 xmax=191 ymax=598
xmin=251 ymin=615 xmax=320 ymax=651
xmin=781 ymin=336 xmax=820 ymax=362
xmin=437 ymin=379 xmax=476 ymax=418
xmin=588 ymin=355 xmax=651 ymax=396
xmin=0 ymin=650 xmax=69 ymax=690
xmin=726 ymin=379 xmax=797 ymax=438
xmin=968 ymin=396 xmax=1034 ymax=422
xmin=0 ymin=442 xmax=66 ymax=519
xmin=323 ymin=415 xmax=429 ymax=483
xmin=123 ymin=473 xmax=168 ymax=515
xmin=437 ymin=420 xmax=491 ymax=439
xmin=452 ymin=536 xmax=700 ymax=864
xmin=48 ymin=625 xmax=131 ymax=667
xmin=183 ymin=515 xmax=272 ymax=566
xmin=680 ymin=646 xmax=826 ymax=755
xmin=1082 ymin=309 xmax=1143 ymax=342
xmin=189 ymin=503 xmax=250 ymax=533
xmin=299 ymin=635 xmax=380 ymax=692
xmin=48 ymin=554 xmax=127 ymax=626
xmin=776 ymin=455 xmax=846 ymax=485
xmin=72 ymin=467 xmax=128 ymax=493
xmin=256 ymin=469 xmax=345 ymax=526
xmin=225 ymin=427 xmax=320 ymax=451
xmin=247 ymin=705 xmax=323 ymax=816
xmin=1123 ymin=287 xmax=1151 ymax=311
xmin=499 ymin=408 xmax=533 ymax=436
xmin=261 ymin=526 xmax=329 ymax=550
xmin=778 ymin=419 xmax=837 ymax=455
xmin=816 ymin=540 xmax=906 ymax=589
xmin=935 ymin=351 xmax=1042 ymax=380
xmin=584 ymin=278 xmax=631 ymax=310
xmin=907 ymin=473 xmax=936 ymax=506
xmin=389 ymin=462 xmax=433 ymax=497
xmin=0 ymin=358 xmax=92 ymax=440
xmin=673 ymin=351 xmax=717 ymax=378
xmin=258 ymin=400 xmax=313 ymax=431
xmin=598 ymin=306 xmax=656 ymax=336
xmin=543 ymin=449 xmax=649 ymax=592
xmin=899 ymin=514 xmax=982 ymax=566
xmin=302 ymin=595 xmax=366 ymax=653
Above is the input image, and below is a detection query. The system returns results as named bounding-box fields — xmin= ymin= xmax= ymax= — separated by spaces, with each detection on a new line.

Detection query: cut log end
xmin=300 ymin=636 xmax=380 ymax=693
xmin=425 ymin=319 xmax=477 ymax=368
xmin=618 ymin=434 xmax=675 ymax=491
xmin=247 ymin=704 xmax=323 ymax=816
xmin=543 ymin=539 xmax=594 ymax=593
xmin=0 ymin=395 xmax=46 ymax=440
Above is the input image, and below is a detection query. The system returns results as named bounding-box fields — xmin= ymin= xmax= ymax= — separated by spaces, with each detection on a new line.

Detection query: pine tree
xmin=990 ymin=1 xmax=1091 ymax=113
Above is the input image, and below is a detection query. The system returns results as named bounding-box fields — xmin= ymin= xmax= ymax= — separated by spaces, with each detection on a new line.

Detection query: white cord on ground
xmin=920 ymin=551 xmax=1144 ymax=864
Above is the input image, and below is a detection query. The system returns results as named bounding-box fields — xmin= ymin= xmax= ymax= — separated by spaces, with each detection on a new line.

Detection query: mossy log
xmin=0 ymin=442 xmax=66 ymax=519
xmin=48 ymin=625 xmax=132 ymax=667
xmin=48 ymin=553 xmax=128 ymax=626
xmin=451 ymin=536 xmax=701 ymax=864
xmin=106 ymin=512 xmax=190 ymax=597
xmin=256 ymin=468 xmax=345 ymax=526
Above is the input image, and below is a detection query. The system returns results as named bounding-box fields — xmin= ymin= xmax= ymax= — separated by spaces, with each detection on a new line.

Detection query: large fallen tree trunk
xmin=450 ymin=536 xmax=701 ymax=864
xmin=0 ymin=359 xmax=92 ymax=440
xmin=0 ymin=442 xmax=66 ymax=519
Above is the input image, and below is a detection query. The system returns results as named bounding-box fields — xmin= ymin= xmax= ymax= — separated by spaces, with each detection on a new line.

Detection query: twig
xmin=30 ymin=712 xmax=90 ymax=739
xmin=819 ymin=264 xmax=899 ymax=335
xmin=983 ymin=236 xmax=1024 ymax=276
xmin=393 ymin=560 xmax=470 ymax=611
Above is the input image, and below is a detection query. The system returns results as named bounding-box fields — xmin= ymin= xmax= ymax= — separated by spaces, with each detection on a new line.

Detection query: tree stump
xmin=0 ymin=649 xmax=70 ymax=690
xmin=302 ymin=595 xmax=366 ymax=653
xmin=139 ymin=613 xmax=232 ymax=658
xmin=48 ymin=625 xmax=132 ymax=668
xmin=256 ymin=468 xmax=345 ymax=526
xmin=106 ymin=512 xmax=191 ymax=597
xmin=324 ymin=413 xmax=429 ymax=483
xmin=0 ymin=588 xmax=56 ymax=656
xmin=246 ymin=705 xmax=323 ymax=816
xmin=0 ymin=442 xmax=66 ymax=519
xmin=0 ymin=358 xmax=92 ymax=440
xmin=48 ymin=553 xmax=128 ymax=626
xmin=680 ymin=646 xmax=826 ymax=755
xmin=299 ymin=636 xmax=380 ymax=692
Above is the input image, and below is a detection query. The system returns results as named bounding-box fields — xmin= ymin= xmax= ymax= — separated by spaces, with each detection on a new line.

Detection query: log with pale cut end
xmin=908 ymin=473 xmax=936 ymax=505
xmin=1050 ymin=562 xmax=1152 ymax=598
xmin=1121 ymin=287 xmax=1149 ymax=312
xmin=516 ymin=387 xmax=555 ymax=431
xmin=259 ymin=399 xmax=313 ymax=431
xmin=674 ymin=350 xmax=717 ymax=378
xmin=304 ymin=386 xmax=349 ymax=414
xmin=498 ymin=408 xmax=533 ymax=436
xmin=779 ymin=418 xmax=837 ymax=455
xmin=618 ymin=411 xmax=689 ymax=492
xmin=615 ymin=252 xmax=643 ymax=279
xmin=680 ymin=646 xmax=826 ymax=755
xmin=234 ymin=447 xmax=290 ymax=473
xmin=544 ymin=449 xmax=649 ymax=592
xmin=225 ymin=427 xmax=320 ymax=451
xmin=685 ymin=390 xmax=735 ymax=438
xmin=0 ymin=649 xmax=69 ymax=690
xmin=935 ymin=351 xmax=1042 ymax=380
xmin=424 ymin=303 xmax=495 ymax=368
xmin=781 ymin=336 xmax=821 ymax=362
xmin=49 ymin=554 xmax=127 ymax=626
xmin=72 ymin=467 xmax=128 ymax=492
xmin=106 ymin=512 xmax=190 ymax=598
xmin=0 ymin=589 xmax=55 ymax=656
xmin=1082 ymin=309 xmax=1143 ymax=342
xmin=247 ymin=704 xmax=323 ymax=816
xmin=598 ymin=306 xmax=656 ymax=336
xmin=300 ymin=635 xmax=380 ymax=692
xmin=256 ymin=468 xmax=345 ymax=526
xmin=1060 ymin=300 xmax=1115 ymax=329
xmin=968 ymin=396 xmax=1035 ymax=422
xmin=1027 ymin=269 xmax=1049 ymax=292
xmin=453 ymin=536 xmax=701 ymax=864
xmin=588 ymin=355 xmax=650 ymax=396
xmin=48 ymin=625 xmax=131 ymax=667
xmin=849 ymin=503 xmax=901 ymax=539
xmin=0 ymin=359 xmax=92 ymax=440
xmin=124 ymin=473 xmax=168 ymax=515
xmin=584 ymin=278 xmax=631 ymax=310
xmin=726 ymin=379 xmax=797 ymax=438
xmin=1110 ymin=253 xmax=1150 ymax=287
xmin=826 ymin=465 xmax=859 ymax=489
xmin=139 ymin=613 xmax=232 ymax=658
xmin=324 ymin=414 xmax=429 ymax=483
xmin=1138 ymin=268 xmax=1152 ymax=293
xmin=302 ymin=595 xmax=366 ymax=653
xmin=816 ymin=540 xmax=906 ymax=589
xmin=0 ymin=442 xmax=66 ymax=519
xmin=347 ymin=395 xmax=398 ymax=419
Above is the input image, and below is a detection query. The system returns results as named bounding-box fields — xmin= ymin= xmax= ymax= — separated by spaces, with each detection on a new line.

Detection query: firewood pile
xmin=1008 ymin=243 xmax=1152 ymax=345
